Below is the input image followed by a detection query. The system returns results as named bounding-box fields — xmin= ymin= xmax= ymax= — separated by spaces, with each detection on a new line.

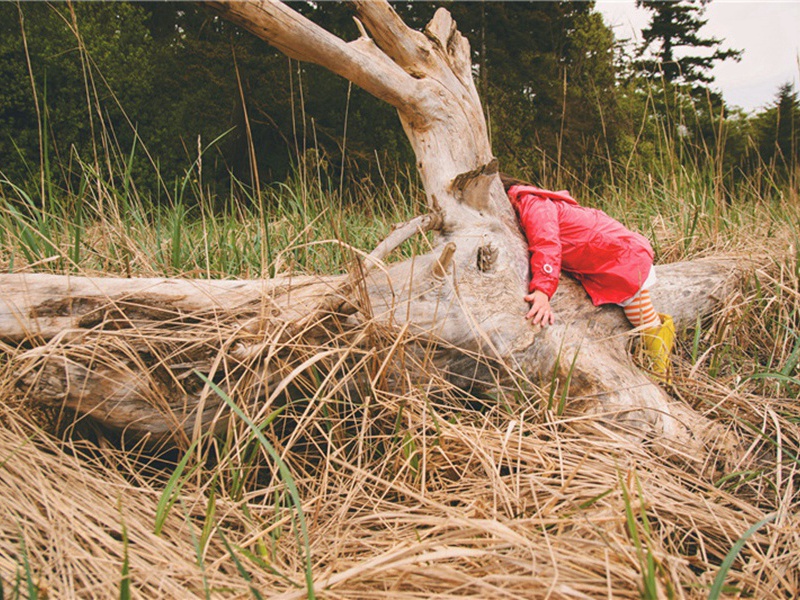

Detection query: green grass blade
xmin=42 ymin=73 xmax=52 ymax=214
xmin=119 ymin=520 xmax=131 ymax=600
xmin=218 ymin=528 xmax=264 ymax=600
xmin=196 ymin=371 xmax=315 ymax=600
xmin=122 ymin=131 xmax=137 ymax=204
xmin=745 ymin=372 xmax=800 ymax=387
xmin=70 ymin=174 xmax=88 ymax=270
xmin=154 ymin=437 xmax=201 ymax=536
xmin=558 ymin=342 xmax=582 ymax=416
xmin=182 ymin=501 xmax=211 ymax=600
xmin=0 ymin=434 xmax=36 ymax=470
xmin=781 ymin=332 xmax=800 ymax=378
xmin=578 ymin=488 xmax=613 ymax=510
xmin=170 ymin=202 xmax=185 ymax=274
xmin=708 ymin=513 xmax=776 ymax=600
xmin=199 ymin=477 xmax=218 ymax=557
xmin=18 ymin=532 xmax=37 ymax=600
xmin=547 ymin=344 xmax=564 ymax=412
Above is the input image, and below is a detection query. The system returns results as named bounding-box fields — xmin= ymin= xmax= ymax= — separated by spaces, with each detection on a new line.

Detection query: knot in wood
xmin=477 ymin=242 xmax=498 ymax=272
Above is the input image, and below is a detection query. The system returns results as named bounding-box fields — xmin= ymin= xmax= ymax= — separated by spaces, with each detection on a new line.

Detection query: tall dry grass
xmin=1 ymin=295 xmax=799 ymax=598
xmin=1 ymin=151 xmax=799 ymax=597
xmin=1 ymin=6 xmax=799 ymax=599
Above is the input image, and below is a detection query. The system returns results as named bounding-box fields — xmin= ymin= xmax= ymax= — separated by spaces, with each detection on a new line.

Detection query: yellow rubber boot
xmin=642 ymin=314 xmax=675 ymax=379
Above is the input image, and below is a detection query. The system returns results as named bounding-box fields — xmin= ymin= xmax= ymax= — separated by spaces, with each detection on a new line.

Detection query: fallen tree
xmin=1 ymin=0 xmax=745 ymax=452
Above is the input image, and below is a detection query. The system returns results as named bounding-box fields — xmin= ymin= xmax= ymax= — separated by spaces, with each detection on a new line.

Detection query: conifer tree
xmin=636 ymin=0 xmax=740 ymax=86
xmin=757 ymin=83 xmax=800 ymax=174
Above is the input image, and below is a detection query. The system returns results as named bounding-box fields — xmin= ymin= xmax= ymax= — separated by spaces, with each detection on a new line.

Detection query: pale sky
xmin=595 ymin=0 xmax=800 ymax=113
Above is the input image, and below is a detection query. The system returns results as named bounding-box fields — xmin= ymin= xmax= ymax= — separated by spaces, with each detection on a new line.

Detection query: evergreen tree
xmin=443 ymin=1 xmax=618 ymax=188
xmin=636 ymin=0 xmax=740 ymax=87
xmin=756 ymin=82 xmax=800 ymax=173
xmin=626 ymin=0 xmax=743 ymax=179
xmin=773 ymin=83 xmax=800 ymax=168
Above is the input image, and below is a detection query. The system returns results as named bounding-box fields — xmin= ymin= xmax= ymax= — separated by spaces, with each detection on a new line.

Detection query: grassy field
xmin=0 ymin=142 xmax=798 ymax=599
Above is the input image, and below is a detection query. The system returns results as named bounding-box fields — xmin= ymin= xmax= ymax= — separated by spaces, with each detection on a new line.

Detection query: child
xmin=500 ymin=174 xmax=675 ymax=377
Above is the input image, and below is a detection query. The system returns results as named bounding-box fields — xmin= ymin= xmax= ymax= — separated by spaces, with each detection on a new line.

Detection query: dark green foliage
xmin=0 ymin=2 xmax=398 ymax=198
xmin=0 ymin=1 xmax=622 ymax=198
xmin=0 ymin=1 xmax=794 ymax=204
xmin=0 ymin=3 xmax=158 ymax=189
xmin=442 ymin=2 xmax=619 ymax=187
xmin=754 ymin=83 xmax=800 ymax=175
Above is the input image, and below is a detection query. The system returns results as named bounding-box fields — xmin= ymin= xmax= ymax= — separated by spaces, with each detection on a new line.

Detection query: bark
xmin=0 ymin=1 xmax=748 ymax=452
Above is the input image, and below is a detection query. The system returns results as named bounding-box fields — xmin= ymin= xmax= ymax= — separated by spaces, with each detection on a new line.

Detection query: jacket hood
xmin=507 ymin=185 xmax=579 ymax=208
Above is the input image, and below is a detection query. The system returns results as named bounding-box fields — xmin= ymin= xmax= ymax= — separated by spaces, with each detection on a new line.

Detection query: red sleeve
xmin=516 ymin=195 xmax=562 ymax=298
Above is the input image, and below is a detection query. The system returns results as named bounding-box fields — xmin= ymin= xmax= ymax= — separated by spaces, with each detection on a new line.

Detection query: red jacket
xmin=508 ymin=185 xmax=654 ymax=306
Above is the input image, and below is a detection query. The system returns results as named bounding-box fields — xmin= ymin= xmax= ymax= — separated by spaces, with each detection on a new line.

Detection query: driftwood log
xmin=0 ymin=1 xmax=745 ymax=452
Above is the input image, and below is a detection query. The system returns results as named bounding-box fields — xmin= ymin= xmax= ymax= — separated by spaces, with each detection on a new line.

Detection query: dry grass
xmin=2 ymin=3 xmax=798 ymax=595
xmin=1 ymin=241 xmax=799 ymax=598
xmin=1 ymin=126 xmax=798 ymax=597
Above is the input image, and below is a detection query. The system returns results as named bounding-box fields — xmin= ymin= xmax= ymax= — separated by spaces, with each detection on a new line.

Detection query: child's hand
xmin=524 ymin=290 xmax=555 ymax=327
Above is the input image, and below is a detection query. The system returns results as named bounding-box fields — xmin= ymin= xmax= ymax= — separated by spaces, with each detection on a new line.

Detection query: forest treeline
xmin=1 ymin=1 xmax=798 ymax=202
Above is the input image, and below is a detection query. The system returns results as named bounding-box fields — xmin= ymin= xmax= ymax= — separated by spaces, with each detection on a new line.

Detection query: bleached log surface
xmin=0 ymin=1 xmax=750 ymax=451
xmin=1 ymin=256 xmax=742 ymax=447
xmin=0 ymin=259 xmax=736 ymax=343
xmin=0 ymin=274 xmax=324 ymax=342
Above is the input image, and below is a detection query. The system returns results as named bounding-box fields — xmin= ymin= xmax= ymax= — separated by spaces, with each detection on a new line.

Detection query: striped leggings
xmin=621 ymin=288 xmax=661 ymax=329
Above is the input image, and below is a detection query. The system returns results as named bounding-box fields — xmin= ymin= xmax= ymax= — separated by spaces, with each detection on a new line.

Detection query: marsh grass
xmin=1 ymin=7 xmax=799 ymax=599
xmin=0 ymin=154 xmax=426 ymax=281
xmin=1 ymin=144 xmax=798 ymax=597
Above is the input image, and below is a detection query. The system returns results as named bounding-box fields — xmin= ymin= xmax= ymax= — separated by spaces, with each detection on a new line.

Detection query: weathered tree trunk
xmin=0 ymin=1 xmax=746 ymax=451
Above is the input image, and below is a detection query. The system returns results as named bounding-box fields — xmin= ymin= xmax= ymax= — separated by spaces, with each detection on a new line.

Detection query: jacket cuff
xmin=529 ymin=277 xmax=558 ymax=299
